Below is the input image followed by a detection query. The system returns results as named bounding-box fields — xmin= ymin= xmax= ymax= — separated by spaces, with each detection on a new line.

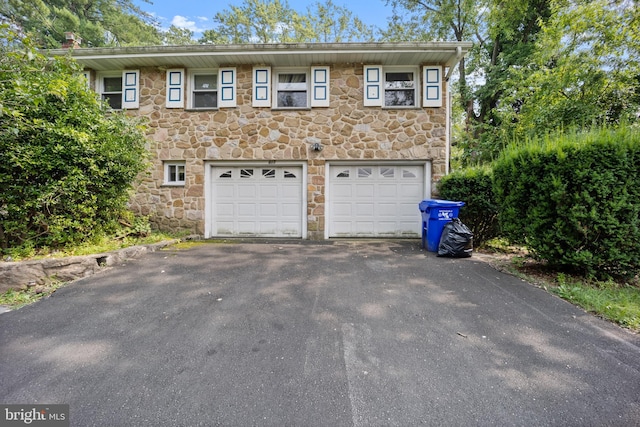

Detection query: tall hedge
xmin=437 ymin=167 xmax=499 ymax=247
xmin=0 ymin=27 xmax=149 ymax=250
xmin=493 ymin=127 xmax=640 ymax=278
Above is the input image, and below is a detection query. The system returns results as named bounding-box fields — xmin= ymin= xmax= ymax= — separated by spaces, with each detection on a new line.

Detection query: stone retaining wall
xmin=0 ymin=241 xmax=177 ymax=293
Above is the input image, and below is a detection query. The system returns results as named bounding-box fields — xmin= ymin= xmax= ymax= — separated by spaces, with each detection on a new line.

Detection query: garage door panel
xmin=237 ymin=186 xmax=256 ymax=198
xmin=236 ymin=221 xmax=256 ymax=234
xmin=282 ymin=203 xmax=301 ymax=215
xmin=333 ymin=203 xmax=352 ymax=216
xmin=258 ymin=222 xmax=277 ymax=234
xmin=217 ymin=186 xmax=235 ymax=199
xmin=260 ymin=203 xmax=278 ymax=217
xmin=216 ymin=204 xmax=234 ymax=216
xmin=329 ymin=164 xmax=424 ymax=238
xmin=378 ymin=184 xmax=398 ymax=197
xmin=333 ymin=184 xmax=352 ymax=198
xmin=332 ymin=221 xmax=353 ymax=235
xmin=354 ymin=184 xmax=375 ymax=198
xmin=355 ymin=203 xmax=374 ymax=216
xmin=279 ymin=223 xmax=301 ymax=235
xmin=377 ymin=222 xmax=400 ymax=234
xmin=212 ymin=166 xmax=302 ymax=237
xmin=237 ymin=203 xmax=257 ymax=217
xmin=216 ymin=222 xmax=234 ymax=234
xmin=400 ymin=184 xmax=422 ymax=197
xmin=378 ymin=203 xmax=398 ymax=216
xmin=354 ymin=221 xmax=375 ymax=234
xmin=261 ymin=185 xmax=278 ymax=198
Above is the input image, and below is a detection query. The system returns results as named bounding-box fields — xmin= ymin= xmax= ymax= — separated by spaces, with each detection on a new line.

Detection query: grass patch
xmin=481 ymin=246 xmax=640 ymax=332
xmin=3 ymin=232 xmax=178 ymax=262
xmin=0 ymin=281 xmax=63 ymax=310
xmin=551 ymin=275 xmax=640 ymax=330
xmin=163 ymin=239 xmax=236 ymax=251
xmin=498 ymin=255 xmax=640 ymax=332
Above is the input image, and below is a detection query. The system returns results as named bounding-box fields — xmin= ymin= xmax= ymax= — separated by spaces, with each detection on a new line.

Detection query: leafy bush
xmin=0 ymin=27 xmax=149 ymax=251
xmin=437 ymin=166 xmax=499 ymax=247
xmin=493 ymin=127 xmax=640 ymax=278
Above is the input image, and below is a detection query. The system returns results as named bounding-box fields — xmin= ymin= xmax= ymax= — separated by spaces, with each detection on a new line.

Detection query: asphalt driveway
xmin=1 ymin=240 xmax=639 ymax=426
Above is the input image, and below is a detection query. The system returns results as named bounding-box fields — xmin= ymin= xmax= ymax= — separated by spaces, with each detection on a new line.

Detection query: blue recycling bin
xmin=419 ymin=199 xmax=465 ymax=252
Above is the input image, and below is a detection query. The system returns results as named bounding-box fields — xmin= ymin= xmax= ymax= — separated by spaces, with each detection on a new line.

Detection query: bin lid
xmin=419 ymin=199 xmax=465 ymax=212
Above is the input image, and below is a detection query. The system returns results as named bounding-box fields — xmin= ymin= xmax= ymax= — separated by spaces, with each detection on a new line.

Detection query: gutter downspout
xmin=445 ymin=46 xmax=464 ymax=175
xmin=446 ymin=46 xmax=463 ymax=81
xmin=446 ymin=88 xmax=451 ymax=175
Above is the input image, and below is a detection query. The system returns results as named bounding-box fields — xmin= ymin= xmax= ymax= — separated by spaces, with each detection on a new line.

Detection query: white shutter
xmin=310 ymin=66 xmax=330 ymax=107
xmin=166 ymin=69 xmax=184 ymax=108
xmin=253 ymin=66 xmax=271 ymax=107
xmin=218 ymin=67 xmax=236 ymax=108
xmin=363 ymin=66 xmax=383 ymax=107
xmin=423 ymin=66 xmax=442 ymax=108
xmin=121 ymin=70 xmax=140 ymax=109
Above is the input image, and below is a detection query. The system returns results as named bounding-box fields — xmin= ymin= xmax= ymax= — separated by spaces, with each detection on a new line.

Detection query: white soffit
xmin=47 ymin=42 xmax=473 ymax=71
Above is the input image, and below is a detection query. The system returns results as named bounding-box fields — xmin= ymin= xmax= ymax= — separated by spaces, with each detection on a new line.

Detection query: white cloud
xmin=171 ymin=15 xmax=205 ymax=32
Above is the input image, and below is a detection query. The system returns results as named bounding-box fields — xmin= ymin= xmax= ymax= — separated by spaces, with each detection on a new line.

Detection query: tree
xmin=306 ymin=0 xmax=374 ymax=42
xmin=0 ymin=0 xmax=161 ymax=48
xmin=382 ymin=0 xmax=553 ymax=164
xmin=199 ymin=0 xmax=374 ymax=44
xmin=501 ymin=0 xmax=640 ymax=138
xmin=199 ymin=0 xmax=302 ymax=44
xmin=163 ymin=25 xmax=196 ymax=45
xmin=0 ymin=25 xmax=149 ymax=250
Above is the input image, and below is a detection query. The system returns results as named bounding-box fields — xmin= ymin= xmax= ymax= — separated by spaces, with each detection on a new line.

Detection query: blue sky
xmin=134 ymin=0 xmax=394 ymax=38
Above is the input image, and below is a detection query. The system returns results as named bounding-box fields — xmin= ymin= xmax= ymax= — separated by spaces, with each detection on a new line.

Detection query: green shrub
xmin=0 ymin=27 xmax=149 ymax=251
xmin=437 ymin=167 xmax=500 ymax=247
xmin=493 ymin=126 xmax=640 ymax=278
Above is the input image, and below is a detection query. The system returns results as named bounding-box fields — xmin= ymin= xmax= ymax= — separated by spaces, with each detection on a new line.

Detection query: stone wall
xmin=126 ymin=64 xmax=448 ymax=239
xmin=0 ymin=241 xmax=177 ymax=293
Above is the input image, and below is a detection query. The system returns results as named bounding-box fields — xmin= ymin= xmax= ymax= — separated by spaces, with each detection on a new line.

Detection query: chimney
xmin=62 ymin=32 xmax=82 ymax=49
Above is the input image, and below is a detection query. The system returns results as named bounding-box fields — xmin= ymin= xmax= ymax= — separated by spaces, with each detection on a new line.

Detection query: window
xmin=164 ymin=162 xmax=185 ymax=185
xmin=98 ymin=70 xmax=139 ymax=110
xmin=380 ymin=167 xmax=395 ymax=178
xmin=402 ymin=169 xmax=417 ymax=178
xmin=275 ymin=71 xmax=308 ymax=109
xmin=101 ymin=76 xmax=122 ymax=109
xmin=240 ymin=169 xmax=254 ymax=178
xmin=252 ymin=66 xmax=330 ymax=108
xmin=168 ymin=68 xmax=235 ymax=109
xmin=262 ymin=169 xmax=276 ymax=178
xmin=364 ymin=66 xmax=424 ymax=108
xmin=385 ymin=71 xmax=416 ymax=107
xmin=358 ymin=167 xmax=372 ymax=178
xmin=191 ymin=72 xmax=218 ymax=109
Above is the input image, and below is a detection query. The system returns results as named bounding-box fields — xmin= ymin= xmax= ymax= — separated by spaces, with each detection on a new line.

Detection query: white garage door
xmin=328 ymin=164 xmax=425 ymax=237
xmin=211 ymin=166 xmax=303 ymax=237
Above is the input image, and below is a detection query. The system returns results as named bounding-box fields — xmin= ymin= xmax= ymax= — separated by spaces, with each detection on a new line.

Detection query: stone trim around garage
xmin=0 ymin=240 xmax=179 ymax=294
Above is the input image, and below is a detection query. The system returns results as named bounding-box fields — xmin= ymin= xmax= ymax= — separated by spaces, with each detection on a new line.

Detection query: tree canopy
xmin=383 ymin=0 xmax=639 ymax=164
xmin=0 ymin=0 xmax=161 ymax=47
xmin=199 ymin=0 xmax=374 ymax=44
xmin=0 ymin=25 xmax=149 ymax=250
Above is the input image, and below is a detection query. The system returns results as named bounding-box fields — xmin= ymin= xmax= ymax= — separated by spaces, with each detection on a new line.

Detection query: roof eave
xmin=47 ymin=41 xmax=473 ymax=71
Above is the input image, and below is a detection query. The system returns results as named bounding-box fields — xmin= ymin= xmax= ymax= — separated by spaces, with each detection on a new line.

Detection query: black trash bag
xmin=437 ymin=218 xmax=473 ymax=257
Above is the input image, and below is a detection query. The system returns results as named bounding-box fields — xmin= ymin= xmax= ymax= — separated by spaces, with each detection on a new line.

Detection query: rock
xmin=0 ymin=240 xmax=178 ymax=293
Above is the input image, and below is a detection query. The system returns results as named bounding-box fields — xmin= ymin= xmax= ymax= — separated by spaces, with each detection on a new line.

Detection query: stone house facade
xmin=52 ymin=42 xmax=470 ymax=240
